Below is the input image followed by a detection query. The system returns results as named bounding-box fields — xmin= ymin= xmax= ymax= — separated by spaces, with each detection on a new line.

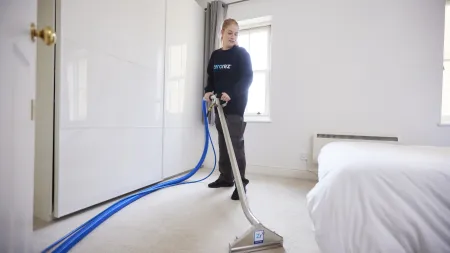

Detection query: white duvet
xmin=306 ymin=141 xmax=450 ymax=253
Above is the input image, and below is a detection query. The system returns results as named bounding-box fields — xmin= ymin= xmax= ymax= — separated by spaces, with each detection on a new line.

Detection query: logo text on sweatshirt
xmin=214 ymin=64 xmax=232 ymax=70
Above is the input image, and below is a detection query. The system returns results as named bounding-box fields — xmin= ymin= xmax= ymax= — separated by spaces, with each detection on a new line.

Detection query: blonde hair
xmin=222 ymin=18 xmax=239 ymax=31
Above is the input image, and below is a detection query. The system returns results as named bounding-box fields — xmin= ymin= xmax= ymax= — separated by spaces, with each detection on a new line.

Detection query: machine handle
xmin=210 ymin=93 xmax=228 ymax=107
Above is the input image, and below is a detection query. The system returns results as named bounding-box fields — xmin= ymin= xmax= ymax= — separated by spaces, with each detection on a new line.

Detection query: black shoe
xmin=208 ymin=178 xmax=234 ymax=188
xmin=231 ymin=179 xmax=249 ymax=200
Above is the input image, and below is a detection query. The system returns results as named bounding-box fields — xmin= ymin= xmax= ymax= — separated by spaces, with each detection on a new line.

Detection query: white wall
xmin=204 ymin=0 xmax=450 ymax=178
xmin=196 ymin=0 xmax=208 ymax=9
xmin=37 ymin=0 xmax=207 ymax=218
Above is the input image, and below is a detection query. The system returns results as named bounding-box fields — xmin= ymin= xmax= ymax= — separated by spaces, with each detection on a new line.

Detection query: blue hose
xmin=42 ymin=99 xmax=217 ymax=253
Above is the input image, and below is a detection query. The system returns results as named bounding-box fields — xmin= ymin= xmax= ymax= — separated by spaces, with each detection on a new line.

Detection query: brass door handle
xmin=30 ymin=23 xmax=57 ymax=46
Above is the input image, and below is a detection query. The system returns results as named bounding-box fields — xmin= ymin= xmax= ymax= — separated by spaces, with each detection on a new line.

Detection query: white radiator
xmin=312 ymin=133 xmax=399 ymax=163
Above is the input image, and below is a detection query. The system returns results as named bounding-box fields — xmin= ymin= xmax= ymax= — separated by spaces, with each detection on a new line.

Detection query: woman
xmin=203 ymin=18 xmax=253 ymax=200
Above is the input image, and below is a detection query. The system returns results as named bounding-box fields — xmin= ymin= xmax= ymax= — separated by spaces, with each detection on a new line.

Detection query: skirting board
xmin=246 ymin=165 xmax=318 ymax=181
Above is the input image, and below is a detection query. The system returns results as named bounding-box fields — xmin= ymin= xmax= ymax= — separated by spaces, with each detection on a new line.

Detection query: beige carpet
xmin=33 ymin=170 xmax=320 ymax=253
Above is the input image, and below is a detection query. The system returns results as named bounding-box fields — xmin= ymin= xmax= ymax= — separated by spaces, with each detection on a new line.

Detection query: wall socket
xmin=300 ymin=153 xmax=309 ymax=162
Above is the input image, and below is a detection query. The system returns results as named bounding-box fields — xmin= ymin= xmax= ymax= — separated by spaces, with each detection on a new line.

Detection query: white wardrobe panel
xmin=57 ymin=39 xmax=163 ymax=128
xmin=60 ymin=0 xmax=163 ymax=69
xmin=54 ymin=0 xmax=166 ymax=217
xmin=163 ymin=128 xmax=206 ymax=178
xmin=163 ymin=0 xmax=206 ymax=177
xmin=55 ymin=128 xmax=163 ymax=216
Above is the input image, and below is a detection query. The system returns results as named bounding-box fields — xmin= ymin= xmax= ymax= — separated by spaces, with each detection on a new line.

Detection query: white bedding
xmin=306 ymin=141 xmax=450 ymax=253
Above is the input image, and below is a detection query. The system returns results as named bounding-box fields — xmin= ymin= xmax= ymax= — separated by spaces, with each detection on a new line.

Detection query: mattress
xmin=306 ymin=141 xmax=450 ymax=253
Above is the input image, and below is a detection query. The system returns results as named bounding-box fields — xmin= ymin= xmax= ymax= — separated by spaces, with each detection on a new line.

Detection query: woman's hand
xmin=221 ymin=92 xmax=231 ymax=102
xmin=204 ymin=92 xmax=213 ymax=102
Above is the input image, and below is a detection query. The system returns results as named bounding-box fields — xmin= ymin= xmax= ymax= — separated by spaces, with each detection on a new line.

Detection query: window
xmin=442 ymin=1 xmax=450 ymax=124
xmin=238 ymin=17 xmax=272 ymax=122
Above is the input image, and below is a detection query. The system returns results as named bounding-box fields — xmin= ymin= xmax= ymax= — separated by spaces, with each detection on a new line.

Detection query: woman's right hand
xmin=204 ymin=92 xmax=213 ymax=102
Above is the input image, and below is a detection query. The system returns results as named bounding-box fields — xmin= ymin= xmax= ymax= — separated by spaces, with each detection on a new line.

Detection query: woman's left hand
xmin=221 ymin=92 xmax=231 ymax=102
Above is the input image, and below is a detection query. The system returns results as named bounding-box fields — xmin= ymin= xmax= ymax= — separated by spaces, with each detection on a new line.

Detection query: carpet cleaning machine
xmin=210 ymin=94 xmax=284 ymax=252
xmin=42 ymin=95 xmax=283 ymax=253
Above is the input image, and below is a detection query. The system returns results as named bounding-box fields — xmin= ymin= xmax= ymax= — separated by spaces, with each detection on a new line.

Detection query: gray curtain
xmin=203 ymin=0 xmax=227 ymax=125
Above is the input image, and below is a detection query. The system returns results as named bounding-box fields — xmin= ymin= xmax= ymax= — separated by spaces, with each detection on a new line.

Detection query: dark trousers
xmin=215 ymin=114 xmax=248 ymax=184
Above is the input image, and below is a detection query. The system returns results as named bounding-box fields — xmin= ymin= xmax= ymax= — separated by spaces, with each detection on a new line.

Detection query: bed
xmin=306 ymin=141 xmax=450 ymax=253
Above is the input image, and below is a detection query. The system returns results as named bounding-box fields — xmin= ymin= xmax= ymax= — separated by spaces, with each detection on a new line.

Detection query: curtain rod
xmin=225 ymin=0 xmax=250 ymax=6
xmin=204 ymin=0 xmax=250 ymax=10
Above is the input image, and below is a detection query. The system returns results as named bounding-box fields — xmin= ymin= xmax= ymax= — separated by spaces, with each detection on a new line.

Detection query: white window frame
xmin=441 ymin=1 xmax=450 ymax=125
xmin=442 ymin=61 xmax=450 ymax=125
xmin=238 ymin=17 xmax=272 ymax=123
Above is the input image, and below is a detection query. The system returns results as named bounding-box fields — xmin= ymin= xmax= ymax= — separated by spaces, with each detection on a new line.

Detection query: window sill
xmin=438 ymin=115 xmax=450 ymax=126
xmin=244 ymin=115 xmax=271 ymax=123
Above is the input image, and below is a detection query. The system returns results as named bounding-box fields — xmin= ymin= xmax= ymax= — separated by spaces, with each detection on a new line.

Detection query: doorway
xmin=33 ymin=0 xmax=56 ymax=225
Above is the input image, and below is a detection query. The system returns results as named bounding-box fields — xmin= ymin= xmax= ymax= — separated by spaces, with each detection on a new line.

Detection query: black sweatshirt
xmin=204 ymin=45 xmax=253 ymax=116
